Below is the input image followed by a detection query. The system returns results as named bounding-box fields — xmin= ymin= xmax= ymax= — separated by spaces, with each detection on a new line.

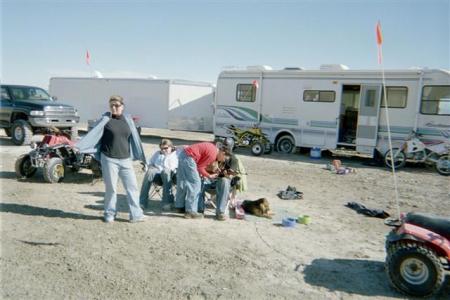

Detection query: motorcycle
xmin=15 ymin=128 xmax=101 ymax=183
xmin=384 ymin=130 xmax=450 ymax=176
xmin=225 ymin=124 xmax=272 ymax=156
xmin=385 ymin=212 xmax=450 ymax=297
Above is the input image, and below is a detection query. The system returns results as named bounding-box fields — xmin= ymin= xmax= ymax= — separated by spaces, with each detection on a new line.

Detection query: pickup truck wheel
xmin=11 ymin=120 xmax=33 ymax=145
xmin=4 ymin=128 xmax=12 ymax=137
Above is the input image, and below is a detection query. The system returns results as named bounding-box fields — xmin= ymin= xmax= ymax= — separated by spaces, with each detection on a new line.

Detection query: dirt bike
xmin=384 ymin=130 xmax=450 ymax=176
xmin=15 ymin=129 xmax=101 ymax=183
xmin=225 ymin=124 xmax=272 ymax=156
xmin=385 ymin=212 xmax=450 ymax=297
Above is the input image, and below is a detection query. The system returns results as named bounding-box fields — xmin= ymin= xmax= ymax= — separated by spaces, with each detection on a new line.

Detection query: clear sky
xmin=1 ymin=0 xmax=449 ymax=89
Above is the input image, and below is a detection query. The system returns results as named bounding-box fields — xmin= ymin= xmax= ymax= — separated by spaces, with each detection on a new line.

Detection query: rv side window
xmin=381 ymin=86 xmax=408 ymax=108
xmin=236 ymin=84 xmax=256 ymax=102
xmin=303 ymin=90 xmax=335 ymax=102
xmin=420 ymin=85 xmax=450 ymax=115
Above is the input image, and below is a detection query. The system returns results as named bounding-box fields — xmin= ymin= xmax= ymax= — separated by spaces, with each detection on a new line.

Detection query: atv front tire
xmin=251 ymin=142 xmax=263 ymax=156
xmin=43 ymin=157 xmax=65 ymax=183
xmin=385 ymin=242 xmax=445 ymax=297
xmin=15 ymin=154 xmax=37 ymax=178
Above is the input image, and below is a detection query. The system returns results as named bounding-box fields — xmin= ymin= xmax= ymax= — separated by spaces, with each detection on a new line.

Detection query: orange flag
xmin=376 ymin=21 xmax=383 ymax=64
xmin=86 ymin=50 xmax=90 ymax=65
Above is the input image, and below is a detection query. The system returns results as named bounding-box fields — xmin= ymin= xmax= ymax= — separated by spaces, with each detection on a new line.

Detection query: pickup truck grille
xmin=44 ymin=106 xmax=77 ymax=116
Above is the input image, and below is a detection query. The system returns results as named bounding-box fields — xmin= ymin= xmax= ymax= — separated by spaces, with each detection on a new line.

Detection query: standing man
xmin=175 ymin=142 xmax=227 ymax=219
xmin=76 ymin=95 xmax=147 ymax=223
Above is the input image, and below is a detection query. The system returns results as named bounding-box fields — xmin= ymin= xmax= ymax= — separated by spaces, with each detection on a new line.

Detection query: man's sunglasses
xmin=110 ymin=103 xmax=122 ymax=108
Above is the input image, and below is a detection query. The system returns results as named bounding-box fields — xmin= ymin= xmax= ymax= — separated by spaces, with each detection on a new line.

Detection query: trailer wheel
xmin=251 ymin=142 xmax=264 ymax=156
xmin=384 ymin=148 xmax=406 ymax=169
xmin=43 ymin=157 xmax=65 ymax=183
xmin=11 ymin=120 xmax=33 ymax=145
xmin=276 ymin=135 xmax=295 ymax=154
xmin=386 ymin=242 xmax=445 ymax=297
xmin=435 ymin=154 xmax=450 ymax=176
xmin=15 ymin=154 xmax=37 ymax=178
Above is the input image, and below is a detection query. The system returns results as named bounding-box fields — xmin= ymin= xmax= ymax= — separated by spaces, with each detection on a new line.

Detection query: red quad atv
xmin=15 ymin=129 xmax=101 ymax=183
xmin=385 ymin=212 xmax=450 ymax=297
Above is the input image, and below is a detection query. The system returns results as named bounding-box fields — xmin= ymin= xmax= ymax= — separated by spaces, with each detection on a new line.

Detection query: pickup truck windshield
xmin=10 ymin=86 xmax=52 ymax=101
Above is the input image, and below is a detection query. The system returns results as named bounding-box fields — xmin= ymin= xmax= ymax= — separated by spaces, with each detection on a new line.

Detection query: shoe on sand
xmin=184 ymin=212 xmax=204 ymax=219
xmin=216 ymin=213 xmax=226 ymax=221
xmin=130 ymin=215 xmax=149 ymax=223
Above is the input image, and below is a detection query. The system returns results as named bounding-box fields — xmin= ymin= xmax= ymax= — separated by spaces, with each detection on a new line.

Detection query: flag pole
xmin=377 ymin=21 xmax=401 ymax=220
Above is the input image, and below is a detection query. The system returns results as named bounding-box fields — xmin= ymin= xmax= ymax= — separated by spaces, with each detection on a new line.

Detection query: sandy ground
xmin=1 ymin=128 xmax=449 ymax=299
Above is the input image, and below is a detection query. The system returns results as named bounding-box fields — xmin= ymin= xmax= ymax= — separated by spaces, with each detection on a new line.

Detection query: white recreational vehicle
xmin=49 ymin=77 xmax=215 ymax=132
xmin=214 ymin=65 xmax=450 ymax=157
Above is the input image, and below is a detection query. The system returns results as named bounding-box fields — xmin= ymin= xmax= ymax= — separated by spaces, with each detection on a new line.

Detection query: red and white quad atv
xmin=15 ymin=129 xmax=101 ymax=183
xmin=385 ymin=212 xmax=450 ymax=297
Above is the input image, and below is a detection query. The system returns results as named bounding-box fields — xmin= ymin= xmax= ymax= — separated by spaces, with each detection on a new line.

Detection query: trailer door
xmin=356 ymin=85 xmax=382 ymax=154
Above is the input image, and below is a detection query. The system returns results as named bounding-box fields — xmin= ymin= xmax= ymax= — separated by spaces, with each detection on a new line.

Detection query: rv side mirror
xmin=51 ymin=96 xmax=58 ymax=101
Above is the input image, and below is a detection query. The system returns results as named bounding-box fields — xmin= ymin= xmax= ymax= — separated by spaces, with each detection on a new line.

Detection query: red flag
xmin=252 ymin=80 xmax=259 ymax=89
xmin=376 ymin=21 xmax=383 ymax=45
xmin=86 ymin=50 xmax=90 ymax=65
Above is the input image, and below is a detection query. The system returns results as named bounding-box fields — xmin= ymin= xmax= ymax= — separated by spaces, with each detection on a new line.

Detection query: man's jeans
xmin=101 ymin=153 xmax=144 ymax=221
xmin=199 ymin=177 xmax=230 ymax=215
xmin=139 ymin=167 xmax=174 ymax=208
xmin=175 ymin=151 xmax=201 ymax=213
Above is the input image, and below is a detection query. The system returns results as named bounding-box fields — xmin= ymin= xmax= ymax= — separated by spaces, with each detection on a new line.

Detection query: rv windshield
xmin=10 ymin=86 xmax=52 ymax=101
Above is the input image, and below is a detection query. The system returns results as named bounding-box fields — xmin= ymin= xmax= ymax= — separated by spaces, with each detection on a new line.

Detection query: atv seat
xmin=406 ymin=213 xmax=450 ymax=239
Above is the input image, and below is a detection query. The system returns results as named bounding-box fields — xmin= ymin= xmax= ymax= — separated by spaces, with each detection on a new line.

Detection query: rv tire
xmin=276 ymin=135 xmax=295 ymax=154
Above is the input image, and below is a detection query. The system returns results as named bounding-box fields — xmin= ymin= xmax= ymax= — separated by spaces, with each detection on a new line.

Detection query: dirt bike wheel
xmin=15 ymin=154 xmax=37 ymax=178
xmin=43 ymin=157 xmax=65 ymax=183
xmin=384 ymin=148 xmax=406 ymax=169
xmin=251 ymin=142 xmax=263 ymax=156
xmin=435 ymin=154 xmax=450 ymax=176
xmin=385 ymin=242 xmax=445 ymax=297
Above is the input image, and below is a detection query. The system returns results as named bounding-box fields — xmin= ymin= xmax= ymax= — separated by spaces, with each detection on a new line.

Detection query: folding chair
xmin=147 ymin=171 xmax=177 ymax=202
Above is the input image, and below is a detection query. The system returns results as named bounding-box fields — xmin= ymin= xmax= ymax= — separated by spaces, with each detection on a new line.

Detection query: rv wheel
xmin=251 ymin=142 xmax=264 ymax=156
xmin=384 ymin=148 xmax=406 ymax=169
xmin=276 ymin=135 xmax=295 ymax=154
xmin=386 ymin=242 xmax=445 ymax=297
xmin=435 ymin=154 xmax=450 ymax=176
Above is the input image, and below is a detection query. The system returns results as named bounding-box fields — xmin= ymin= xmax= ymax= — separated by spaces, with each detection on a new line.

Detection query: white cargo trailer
xmin=214 ymin=65 xmax=450 ymax=157
xmin=49 ymin=77 xmax=214 ymax=132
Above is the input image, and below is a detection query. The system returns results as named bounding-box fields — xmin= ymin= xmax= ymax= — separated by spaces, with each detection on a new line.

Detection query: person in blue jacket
xmin=76 ymin=95 xmax=147 ymax=223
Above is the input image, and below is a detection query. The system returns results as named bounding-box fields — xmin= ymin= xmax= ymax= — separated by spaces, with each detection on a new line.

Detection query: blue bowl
xmin=282 ymin=217 xmax=297 ymax=228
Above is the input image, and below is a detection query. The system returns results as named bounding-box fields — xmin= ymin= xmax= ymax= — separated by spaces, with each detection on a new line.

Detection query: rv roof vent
xmin=246 ymin=65 xmax=273 ymax=71
xmin=319 ymin=64 xmax=349 ymax=70
xmin=284 ymin=67 xmax=304 ymax=70
xmin=147 ymin=75 xmax=158 ymax=79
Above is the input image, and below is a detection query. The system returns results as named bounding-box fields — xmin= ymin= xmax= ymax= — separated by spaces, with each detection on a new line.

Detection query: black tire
xmin=435 ymin=154 xmax=450 ymax=176
xmin=11 ymin=120 xmax=33 ymax=145
xmin=384 ymin=148 xmax=406 ymax=169
xmin=276 ymin=135 xmax=295 ymax=154
xmin=385 ymin=242 xmax=445 ymax=297
xmin=264 ymin=143 xmax=273 ymax=154
xmin=15 ymin=154 xmax=37 ymax=178
xmin=43 ymin=157 xmax=65 ymax=183
xmin=251 ymin=142 xmax=263 ymax=156
xmin=4 ymin=127 xmax=12 ymax=137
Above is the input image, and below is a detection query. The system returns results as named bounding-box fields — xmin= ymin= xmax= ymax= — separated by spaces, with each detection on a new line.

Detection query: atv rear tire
xmin=385 ymin=242 xmax=445 ymax=297
xmin=11 ymin=120 xmax=33 ymax=145
xmin=15 ymin=154 xmax=37 ymax=178
xmin=251 ymin=142 xmax=263 ymax=156
xmin=264 ymin=143 xmax=273 ymax=154
xmin=43 ymin=157 xmax=65 ymax=183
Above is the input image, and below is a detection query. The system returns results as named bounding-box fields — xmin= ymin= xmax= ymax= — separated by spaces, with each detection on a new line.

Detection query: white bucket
xmin=310 ymin=147 xmax=321 ymax=159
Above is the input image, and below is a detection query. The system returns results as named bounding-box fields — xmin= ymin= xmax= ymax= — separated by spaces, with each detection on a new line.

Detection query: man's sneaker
xmin=161 ymin=204 xmax=172 ymax=212
xmin=175 ymin=207 xmax=186 ymax=214
xmin=104 ymin=216 xmax=114 ymax=223
xmin=216 ymin=213 xmax=226 ymax=221
xmin=130 ymin=215 xmax=149 ymax=223
xmin=184 ymin=212 xmax=204 ymax=219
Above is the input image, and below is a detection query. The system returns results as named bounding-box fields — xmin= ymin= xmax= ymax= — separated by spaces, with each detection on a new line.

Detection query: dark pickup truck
xmin=0 ymin=84 xmax=80 ymax=145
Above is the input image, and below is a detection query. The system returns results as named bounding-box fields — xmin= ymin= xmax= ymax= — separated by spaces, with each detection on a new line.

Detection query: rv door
xmin=356 ymin=85 xmax=382 ymax=155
